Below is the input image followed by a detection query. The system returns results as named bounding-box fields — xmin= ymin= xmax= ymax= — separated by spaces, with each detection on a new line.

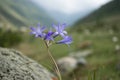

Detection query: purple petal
xmin=60 ymin=33 xmax=65 ymax=38
xmin=30 ymin=25 xmax=46 ymax=38
xmin=41 ymin=26 xmax=46 ymax=31
xmin=30 ymin=27 xmax=36 ymax=31
xmin=44 ymin=31 xmax=54 ymax=41
xmin=56 ymin=36 xmax=72 ymax=45
xmin=30 ymin=27 xmax=37 ymax=35
xmin=52 ymin=23 xmax=67 ymax=38
xmin=61 ymin=23 xmax=66 ymax=30
xmin=52 ymin=24 xmax=58 ymax=31
xmin=53 ymin=32 xmax=59 ymax=38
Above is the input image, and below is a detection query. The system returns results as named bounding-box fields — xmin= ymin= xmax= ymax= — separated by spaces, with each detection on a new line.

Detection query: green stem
xmin=44 ymin=41 xmax=62 ymax=80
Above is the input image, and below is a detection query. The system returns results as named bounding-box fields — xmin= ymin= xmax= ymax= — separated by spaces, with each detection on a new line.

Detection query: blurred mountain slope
xmin=73 ymin=0 xmax=120 ymax=31
xmin=0 ymin=0 xmax=55 ymax=27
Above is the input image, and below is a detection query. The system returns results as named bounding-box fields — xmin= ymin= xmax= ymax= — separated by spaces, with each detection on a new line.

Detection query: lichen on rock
xmin=0 ymin=47 xmax=52 ymax=80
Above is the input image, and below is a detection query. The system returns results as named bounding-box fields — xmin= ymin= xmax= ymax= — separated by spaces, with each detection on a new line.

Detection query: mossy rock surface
xmin=0 ymin=47 xmax=52 ymax=80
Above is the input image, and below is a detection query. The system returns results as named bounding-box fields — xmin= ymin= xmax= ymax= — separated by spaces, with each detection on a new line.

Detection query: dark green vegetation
xmin=0 ymin=28 xmax=23 ymax=47
xmin=73 ymin=0 xmax=120 ymax=32
xmin=0 ymin=0 xmax=55 ymax=27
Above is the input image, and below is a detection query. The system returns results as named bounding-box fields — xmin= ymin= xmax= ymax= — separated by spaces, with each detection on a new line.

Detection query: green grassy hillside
xmin=73 ymin=0 xmax=120 ymax=31
xmin=13 ymin=30 xmax=120 ymax=80
xmin=0 ymin=0 xmax=55 ymax=27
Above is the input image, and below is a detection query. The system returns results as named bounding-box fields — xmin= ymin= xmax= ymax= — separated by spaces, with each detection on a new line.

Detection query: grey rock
xmin=57 ymin=57 xmax=78 ymax=75
xmin=77 ymin=58 xmax=87 ymax=65
xmin=57 ymin=56 xmax=87 ymax=75
xmin=0 ymin=47 xmax=52 ymax=80
xmin=57 ymin=50 xmax=91 ymax=75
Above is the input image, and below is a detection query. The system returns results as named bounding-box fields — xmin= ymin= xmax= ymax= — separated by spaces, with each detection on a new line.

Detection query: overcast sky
xmin=32 ymin=0 xmax=111 ymax=14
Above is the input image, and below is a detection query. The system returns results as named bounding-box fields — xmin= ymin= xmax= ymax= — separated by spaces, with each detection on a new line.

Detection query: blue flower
xmin=30 ymin=23 xmax=46 ymax=38
xmin=52 ymin=23 xmax=67 ymax=38
xmin=44 ymin=31 xmax=54 ymax=41
xmin=56 ymin=36 xmax=72 ymax=45
xmin=30 ymin=23 xmax=73 ymax=46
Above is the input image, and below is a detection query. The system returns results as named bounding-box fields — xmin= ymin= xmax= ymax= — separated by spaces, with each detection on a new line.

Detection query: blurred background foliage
xmin=0 ymin=28 xmax=23 ymax=47
xmin=0 ymin=0 xmax=120 ymax=80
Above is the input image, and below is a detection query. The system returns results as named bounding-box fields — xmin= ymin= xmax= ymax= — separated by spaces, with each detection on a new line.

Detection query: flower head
xmin=44 ymin=31 xmax=54 ymax=41
xmin=53 ymin=23 xmax=67 ymax=38
xmin=30 ymin=23 xmax=72 ymax=46
xmin=30 ymin=23 xmax=46 ymax=38
xmin=56 ymin=36 xmax=72 ymax=45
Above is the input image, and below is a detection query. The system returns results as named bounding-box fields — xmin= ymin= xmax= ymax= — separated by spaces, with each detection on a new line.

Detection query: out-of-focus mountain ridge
xmin=0 ymin=0 xmax=56 ymax=28
xmin=73 ymin=0 xmax=120 ymax=31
